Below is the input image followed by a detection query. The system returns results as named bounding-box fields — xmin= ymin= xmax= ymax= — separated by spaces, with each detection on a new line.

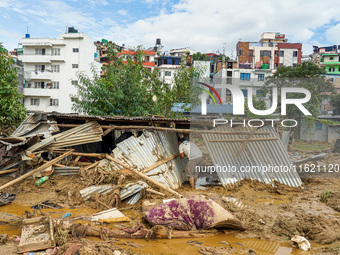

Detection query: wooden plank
xmin=0 ymin=150 xmax=74 ymax=192
xmin=236 ymin=128 xmax=257 ymax=157
xmin=142 ymin=154 xmax=179 ymax=173
xmin=209 ymin=137 xmax=279 ymax=142
xmin=103 ymin=126 xmax=115 ymax=136
xmin=52 ymin=151 xmax=106 ymax=159
xmin=106 ymin=155 xmax=182 ymax=198
xmin=83 ymin=161 xmax=100 ymax=171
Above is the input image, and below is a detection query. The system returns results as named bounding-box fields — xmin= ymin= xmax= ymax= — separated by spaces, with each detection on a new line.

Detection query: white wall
xmin=20 ymin=33 xmax=101 ymax=113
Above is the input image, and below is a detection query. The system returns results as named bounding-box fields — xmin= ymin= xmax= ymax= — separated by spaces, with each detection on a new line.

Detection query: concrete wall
xmin=300 ymin=121 xmax=340 ymax=142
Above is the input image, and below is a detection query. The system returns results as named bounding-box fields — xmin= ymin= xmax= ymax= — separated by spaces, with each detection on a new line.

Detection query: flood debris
xmin=144 ymin=195 xmax=244 ymax=231
xmin=291 ymin=235 xmax=311 ymax=251
xmin=0 ymin=192 xmax=16 ymax=206
xmin=18 ymin=216 xmax=55 ymax=253
xmin=91 ymin=208 xmax=129 ymax=223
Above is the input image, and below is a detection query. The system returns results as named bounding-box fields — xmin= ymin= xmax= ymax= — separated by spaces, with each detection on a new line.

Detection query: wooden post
xmin=236 ymin=128 xmax=257 ymax=157
xmin=0 ymin=150 xmax=74 ymax=191
xmin=146 ymin=188 xmax=165 ymax=197
xmin=106 ymin=155 xmax=182 ymax=198
xmin=209 ymin=137 xmax=279 ymax=142
xmin=142 ymin=154 xmax=179 ymax=173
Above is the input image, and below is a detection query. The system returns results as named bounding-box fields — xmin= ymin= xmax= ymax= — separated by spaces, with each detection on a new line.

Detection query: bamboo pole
xmin=83 ymin=161 xmax=100 ymax=171
xmin=0 ymin=169 xmax=17 ymax=175
xmin=0 ymin=150 xmax=74 ymax=191
xmin=106 ymin=155 xmax=182 ymax=198
xmin=142 ymin=154 xmax=179 ymax=174
xmin=146 ymin=188 xmax=165 ymax=197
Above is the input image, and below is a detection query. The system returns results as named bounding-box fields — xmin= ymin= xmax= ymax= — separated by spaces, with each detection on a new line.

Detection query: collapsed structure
xmin=0 ymin=113 xmax=302 ymax=191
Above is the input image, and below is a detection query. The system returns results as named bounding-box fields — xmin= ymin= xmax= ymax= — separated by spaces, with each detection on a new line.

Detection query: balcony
xmin=20 ymin=54 xmax=51 ymax=63
xmin=23 ymin=88 xmax=53 ymax=97
xmin=24 ymin=71 xmax=52 ymax=80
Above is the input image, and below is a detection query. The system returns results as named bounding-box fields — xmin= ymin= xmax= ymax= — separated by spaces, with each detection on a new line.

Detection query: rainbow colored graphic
xmin=198 ymin=82 xmax=222 ymax=106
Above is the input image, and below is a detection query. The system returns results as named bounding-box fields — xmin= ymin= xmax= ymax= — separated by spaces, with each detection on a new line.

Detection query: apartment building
xmin=18 ymin=30 xmax=101 ymax=113
xmin=236 ymin=32 xmax=302 ymax=70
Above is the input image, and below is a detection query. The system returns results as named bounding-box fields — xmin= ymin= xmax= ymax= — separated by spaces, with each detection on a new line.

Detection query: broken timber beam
xmin=236 ymin=128 xmax=257 ymax=157
xmin=106 ymin=155 xmax=182 ymax=198
xmin=51 ymin=150 xmax=106 ymax=159
xmin=57 ymin=124 xmax=271 ymax=135
xmin=0 ymin=150 xmax=74 ymax=192
xmin=142 ymin=154 xmax=179 ymax=174
xmin=209 ymin=137 xmax=279 ymax=142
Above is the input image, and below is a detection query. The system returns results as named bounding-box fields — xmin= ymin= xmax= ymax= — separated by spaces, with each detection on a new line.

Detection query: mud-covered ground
xmin=0 ymin=141 xmax=340 ymax=254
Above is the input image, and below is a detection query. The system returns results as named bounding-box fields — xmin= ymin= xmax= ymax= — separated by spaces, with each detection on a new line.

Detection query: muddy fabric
xmin=0 ymin=192 xmax=16 ymax=206
xmin=187 ymin=157 xmax=202 ymax=178
xmin=62 ymin=243 xmax=82 ymax=255
xmin=145 ymin=195 xmax=244 ymax=231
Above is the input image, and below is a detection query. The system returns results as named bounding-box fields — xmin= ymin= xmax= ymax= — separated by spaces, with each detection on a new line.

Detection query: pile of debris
xmin=0 ymin=113 xmax=309 ymax=254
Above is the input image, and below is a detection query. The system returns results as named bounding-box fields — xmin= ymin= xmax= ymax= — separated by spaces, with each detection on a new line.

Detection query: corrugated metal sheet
xmin=80 ymin=184 xmax=114 ymax=201
xmin=110 ymin=131 xmax=185 ymax=190
xmin=45 ymin=121 xmax=103 ymax=149
xmin=120 ymin=181 xmax=148 ymax=205
xmin=202 ymin=125 xmax=302 ymax=188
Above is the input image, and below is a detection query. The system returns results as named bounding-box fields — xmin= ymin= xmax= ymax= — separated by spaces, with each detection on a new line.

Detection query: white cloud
xmin=101 ymin=0 xmax=340 ymax=55
xmin=325 ymin=23 xmax=340 ymax=44
xmin=117 ymin=9 xmax=128 ymax=16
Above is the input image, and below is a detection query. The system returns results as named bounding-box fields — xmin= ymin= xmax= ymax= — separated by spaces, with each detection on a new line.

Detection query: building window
xmin=158 ymin=72 xmax=161 ymax=77
xmin=279 ymin=63 xmax=284 ymax=67
xmin=240 ymin=73 xmax=250 ymax=81
xmin=280 ymin=51 xmax=284 ymax=57
xmin=258 ymin=74 xmax=264 ymax=81
xmin=249 ymin=50 xmax=253 ymax=56
xmin=226 ymin=90 xmax=232 ymax=102
xmin=50 ymin=99 xmax=59 ymax=106
xmin=51 ymin=48 xmax=60 ymax=56
xmin=73 ymin=48 xmax=79 ymax=53
xmin=51 ymin=65 xmax=60 ymax=72
xmin=72 ymin=64 xmax=78 ymax=68
xmin=34 ymin=81 xmax=45 ymax=88
xmin=35 ymin=48 xmax=45 ymax=55
xmin=293 ymin=63 xmax=297 ymax=67
xmin=329 ymin=67 xmax=335 ymax=72
xmin=260 ymin=50 xmax=271 ymax=57
xmin=293 ymin=51 xmax=298 ymax=57
xmin=275 ymin=51 xmax=278 ymax=57
xmin=226 ymin=77 xmax=232 ymax=84
xmin=30 ymin=98 xmax=40 ymax=106
xmin=256 ymin=90 xmax=265 ymax=97
xmin=241 ymin=89 xmax=248 ymax=97
xmin=165 ymin=71 xmax=171 ymax=76
xmin=51 ymin=81 xmax=59 ymax=89
xmin=35 ymin=65 xmax=45 ymax=72
xmin=274 ymin=63 xmax=278 ymax=69
xmin=238 ymin=49 xmax=243 ymax=56
xmin=71 ymin=80 xmax=78 ymax=85
xmin=339 ymin=67 xmax=340 ymax=72
xmin=330 ymin=56 xmax=334 ymax=60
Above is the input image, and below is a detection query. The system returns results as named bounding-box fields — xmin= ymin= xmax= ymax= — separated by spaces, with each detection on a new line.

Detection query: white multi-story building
xmin=18 ymin=31 xmax=101 ymax=113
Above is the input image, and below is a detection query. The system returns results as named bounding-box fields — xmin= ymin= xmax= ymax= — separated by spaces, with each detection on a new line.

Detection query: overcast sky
xmin=1 ymin=0 xmax=340 ymax=56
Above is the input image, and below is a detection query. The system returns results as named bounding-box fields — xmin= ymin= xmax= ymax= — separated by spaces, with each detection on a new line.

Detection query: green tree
xmin=192 ymin=52 xmax=207 ymax=61
xmin=243 ymin=95 xmax=266 ymax=118
xmin=330 ymin=93 xmax=340 ymax=115
xmin=72 ymin=42 xmax=201 ymax=117
xmin=0 ymin=44 xmax=26 ymax=135
xmin=261 ymin=62 xmax=335 ymax=120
